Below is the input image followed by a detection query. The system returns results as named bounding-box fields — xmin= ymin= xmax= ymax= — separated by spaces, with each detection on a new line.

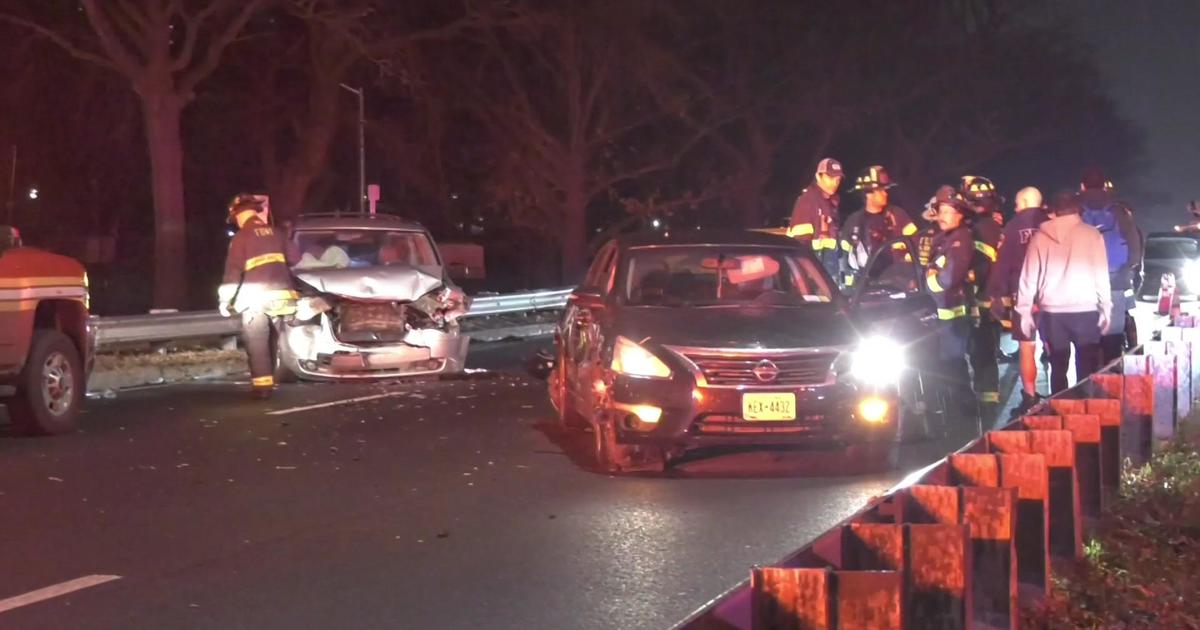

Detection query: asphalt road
xmin=0 ymin=338 xmax=1050 ymax=629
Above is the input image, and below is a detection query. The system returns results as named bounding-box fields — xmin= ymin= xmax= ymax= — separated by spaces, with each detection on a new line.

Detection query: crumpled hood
xmin=1037 ymin=213 xmax=1083 ymax=245
xmin=294 ymin=264 xmax=443 ymax=301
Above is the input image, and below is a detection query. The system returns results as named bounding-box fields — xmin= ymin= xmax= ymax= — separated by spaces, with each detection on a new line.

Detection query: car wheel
xmin=592 ymin=419 xmax=634 ymax=473
xmin=549 ymin=354 xmax=586 ymax=430
xmin=9 ymin=330 xmax=83 ymax=436
xmin=271 ymin=326 xmax=299 ymax=384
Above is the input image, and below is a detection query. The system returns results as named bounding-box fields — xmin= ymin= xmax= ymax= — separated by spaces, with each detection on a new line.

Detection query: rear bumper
xmin=606 ymin=374 xmax=898 ymax=450
xmin=279 ymin=315 xmax=469 ymax=380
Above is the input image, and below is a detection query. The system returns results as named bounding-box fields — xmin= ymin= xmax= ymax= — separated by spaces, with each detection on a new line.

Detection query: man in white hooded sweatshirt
xmin=1016 ymin=191 xmax=1112 ymax=393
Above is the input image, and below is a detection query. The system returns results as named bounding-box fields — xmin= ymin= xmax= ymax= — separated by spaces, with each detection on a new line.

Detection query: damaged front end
xmin=279 ymin=265 xmax=471 ymax=380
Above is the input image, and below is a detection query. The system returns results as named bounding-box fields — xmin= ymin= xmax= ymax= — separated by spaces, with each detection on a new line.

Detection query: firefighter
xmin=960 ymin=175 xmax=1004 ymax=418
xmin=988 ymin=186 xmax=1049 ymax=415
xmin=218 ymin=193 xmax=298 ymax=399
xmin=916 ymin=193 xmax=940 ymax=267
xmin=925 ymin=186 xmax=976 ymax=420
xmin=840 ymin=165 xmax=918 ymax=287
xmin=787 ymin=157 xmax=844 ymax=278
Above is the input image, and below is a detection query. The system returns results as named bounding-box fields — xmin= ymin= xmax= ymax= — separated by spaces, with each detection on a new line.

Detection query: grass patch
xmin=1021 ymin=429 xmax=1200 ymax=629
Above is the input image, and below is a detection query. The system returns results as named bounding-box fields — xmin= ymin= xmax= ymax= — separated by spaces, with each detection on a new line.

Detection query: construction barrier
xmin=676 ymin=315 xmax=1199 ymax=630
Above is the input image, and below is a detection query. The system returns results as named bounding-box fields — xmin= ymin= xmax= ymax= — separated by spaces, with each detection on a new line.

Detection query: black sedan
xmin=1136 ymin=232 xmax=1200 ymax=301
xmin=545 ymin=230 xmax=943 ymax=473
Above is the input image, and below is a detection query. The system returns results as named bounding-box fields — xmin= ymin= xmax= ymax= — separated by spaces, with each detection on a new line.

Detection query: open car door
xmin=850 ymin=237 xmax=944 ymax=439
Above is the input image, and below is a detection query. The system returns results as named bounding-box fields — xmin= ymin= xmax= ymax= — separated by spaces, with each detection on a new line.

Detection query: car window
xmin=583 ymin=243 xmax=617 ymax=292
xmin=292 ymin=230 xmax=438 ymax=270
xmin=860 ymin=240 xmax=919 ymax=295
xmin=1146 ymin=238 xmax=1198 ymax=259
xmin=623 ymin=246 xmax=833 ymax=307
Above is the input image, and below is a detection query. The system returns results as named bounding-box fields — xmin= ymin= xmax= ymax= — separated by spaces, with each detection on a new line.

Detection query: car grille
xmin=677 ymin=351 xmax=837 ymax=387
xmin=336 ymin=302 xmax=407 ymax=342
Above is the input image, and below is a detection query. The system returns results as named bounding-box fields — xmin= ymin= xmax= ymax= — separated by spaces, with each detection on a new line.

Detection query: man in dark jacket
xmin=840 ymin=165 xmax=917 ymax=287
xmin=788 ymin=157 xmax=844 ymax=278
xmin=989 ymin=186 xmax=1049 ymax=414
xmin=960 ymin=175 xmax=1005 ymax=418
xmin=218 ymin=193 xmax=298 ymax=399
xmin=1078 ymin=167 xmax=1143 ymax=364
xmin=925 ymin=185 xmax=977 ymax=421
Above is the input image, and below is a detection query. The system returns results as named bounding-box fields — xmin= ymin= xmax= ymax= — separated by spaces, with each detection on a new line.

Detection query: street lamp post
xmin=340 ymin=83 xmax=366 ymax=215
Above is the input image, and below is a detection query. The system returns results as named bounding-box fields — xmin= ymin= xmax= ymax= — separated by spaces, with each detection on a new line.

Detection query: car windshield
xmin=1146 ymin=238 xmax=1198 ymax=260
xmin=291 ymin=229 xmax=438 ymax=270
xmin=624 ymin=246 xmax=834 ymax=307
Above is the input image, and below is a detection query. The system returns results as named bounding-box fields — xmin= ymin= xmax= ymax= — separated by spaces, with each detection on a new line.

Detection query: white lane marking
xmin=266 ymin=391 xmax=413 ymax=416
xmin=0 ymin=575 xmax=122 ymax=614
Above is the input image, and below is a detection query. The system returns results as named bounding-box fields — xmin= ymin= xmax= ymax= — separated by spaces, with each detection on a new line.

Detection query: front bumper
xmin=279 ymin=314 xmax=469 ymax=380
xmin=605 ymin=374 xmax=898 ymax=450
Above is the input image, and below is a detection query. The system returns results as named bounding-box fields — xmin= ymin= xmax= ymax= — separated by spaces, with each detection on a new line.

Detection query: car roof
xmin=614 ymin=229 xmax=801 ymax=250
xmin=1147 ymin=232 xmax=1200 ymax=240
xmin=290 ymin=213 xmax=427 ymax=232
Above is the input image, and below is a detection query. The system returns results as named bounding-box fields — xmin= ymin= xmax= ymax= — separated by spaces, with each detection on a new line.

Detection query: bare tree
xmin=459 ymin=1 xmax=710 ymax=281
xmin=2 ymin=0 xmax=268 ymax=308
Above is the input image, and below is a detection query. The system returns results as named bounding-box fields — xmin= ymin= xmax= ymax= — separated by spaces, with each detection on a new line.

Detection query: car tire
xmin=592 ymin=419 xmax=634 ymax=474
xmin=271 ymin=326 xmax=299 ymax=384
xmin=8 ymin=330 xmax=83 ymax=436
xmin=549 ymin=353 xmax=586 ymax=430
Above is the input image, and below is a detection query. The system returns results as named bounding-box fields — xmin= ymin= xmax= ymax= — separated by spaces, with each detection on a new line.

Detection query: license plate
xmin=742 ymin=392 xmax=796 ymax=421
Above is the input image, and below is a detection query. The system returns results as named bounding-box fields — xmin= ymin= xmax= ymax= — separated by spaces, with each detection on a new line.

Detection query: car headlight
xmin=850 ymin=336 xmax=905 ymax=385
xmin=1184 ymin=262 xmax=1200 ymax=291
xmin=611 ymin=336 xmax=672 ymax=379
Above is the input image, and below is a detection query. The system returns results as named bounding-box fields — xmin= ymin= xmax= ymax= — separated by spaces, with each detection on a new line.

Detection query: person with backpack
xmin=1078 ymin=167 xmax=1143 ymax=364
xmin=1016 ymin=191 xmax=1111 ymax=393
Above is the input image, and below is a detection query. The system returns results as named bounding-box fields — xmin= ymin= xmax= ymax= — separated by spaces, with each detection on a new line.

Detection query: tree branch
xmin=80 ymin=0 xmax=145 ymax=76
xmin=0 ymin=14 xmax=120 ymax=72
xmin=177 ymin=0 xmax=268 ymax=97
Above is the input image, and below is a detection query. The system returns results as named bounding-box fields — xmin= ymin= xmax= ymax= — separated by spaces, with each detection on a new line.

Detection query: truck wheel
xmin=9 ymin=330 xmax=83 ymax=436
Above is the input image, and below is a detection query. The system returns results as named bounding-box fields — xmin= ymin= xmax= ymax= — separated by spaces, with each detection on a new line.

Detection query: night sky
xmin=1055 ymin=0 xmax=1200 ymax=231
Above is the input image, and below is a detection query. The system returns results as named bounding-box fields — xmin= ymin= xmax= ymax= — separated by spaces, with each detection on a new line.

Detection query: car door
xmin=563 ymin=242 xmax=618 ymax=412
xmin=850 ymin=237 xmax=938 ymax=356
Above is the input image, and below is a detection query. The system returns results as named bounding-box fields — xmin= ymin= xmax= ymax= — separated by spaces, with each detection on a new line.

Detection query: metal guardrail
xmin=91 ymin=288 xmax=573 ymax=349
xmin=673 ymin=304 xmax=1184 ymax=629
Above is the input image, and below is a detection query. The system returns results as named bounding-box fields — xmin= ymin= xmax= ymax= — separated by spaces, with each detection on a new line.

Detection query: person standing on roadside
xmin=840 ymin=165 xmax=917 ymax=287
xmin=959 ymin=175 xmax=1005 ymax=418
xmin=788 ymin=158 xmax=844 ymax=278
xmin=989 ymin=186 xmax=1049 ymax=414
xmin=924 ymin=186 xmax=977 ymax=418
xmin=1016 ymin=192 xmax=1111 ymax=394
xmin=1078 ymin=167 xmax=1142 ymax=364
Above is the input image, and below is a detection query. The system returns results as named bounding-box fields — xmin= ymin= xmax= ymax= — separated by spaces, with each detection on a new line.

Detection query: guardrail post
xmin=1017 ymin=415 xmax=1103 ymax=523
xmin=1141 ymin=344 xmax=1181 ymax=442
xmin=1119 ymin=366 xmax=1156 ymax=466
xmin=837 ymin=571 xmax=903 ymax=629
xmin=986 ymin=431 xmax=1081 ymax=563
xmin=898 ymin=486 xmax=1015 ymax=630
xmin=948 ymin=453 xmax=1048 ymax=602
xmin=1150 ymin=339 xmax=1192 ymax=418
xmin=751 ymin=567 xmax=832 ymax=629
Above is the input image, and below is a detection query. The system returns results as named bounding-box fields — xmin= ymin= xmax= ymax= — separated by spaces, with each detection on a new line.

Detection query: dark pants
xmin=936 ymin=317 xmax=973 ymax=410
xmin=815 ymin=247 xmax=840 ymax=281
xmin=1038 ymin=311 xmax=1102 ymax=394
xmin=241 ymin=310 xmax=275 ymax=391
xmin=969 ymin=310 xmax=1001 ymax=404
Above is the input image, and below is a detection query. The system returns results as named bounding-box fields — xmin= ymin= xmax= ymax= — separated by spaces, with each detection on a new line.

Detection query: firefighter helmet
xmin=227 ymin=193 xmax=270 ymax=226
xmin=959 ymin=175 xmax=1004 ymax=214
xmin=852 ymin=165 xmax=897 ymax=193
xmin=933 ymin=185 xmax=970 ymax=215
